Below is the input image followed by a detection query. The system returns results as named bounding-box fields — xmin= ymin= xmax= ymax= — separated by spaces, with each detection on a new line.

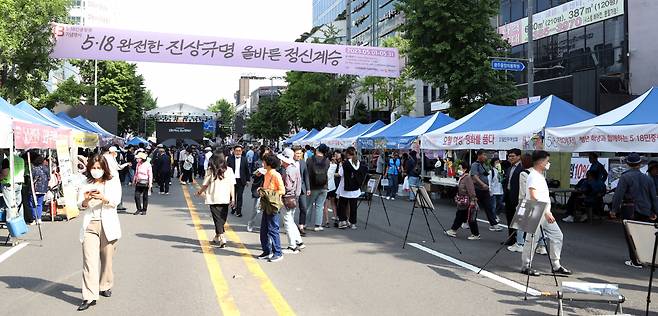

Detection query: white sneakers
xmin=246 ymin=221 xmax=254 ymax=232
xmin=507 ymin=243 xmax=524 ymax=253
xmin=445 ymin=230 xmax=457 ymax=237
xmin=313 ymin=226 xmax=324 ymax=231
xmin=625 ymin=260 xmax=643 ymax=269
xmin=489 ymin=225 xmax=504 ymax=232
xmin=562 ymin=215 xmax=575 ymax=223
xmin=535 ymin=245 xmax=548 ymax=255
xmin=350 ymin=224 xmax=357 ymax=230
xmin=467 ymin=235 xmax=481 ymax=240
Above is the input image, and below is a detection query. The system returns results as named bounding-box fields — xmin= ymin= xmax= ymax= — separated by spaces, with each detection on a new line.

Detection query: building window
xmin=604 ymin=16 xmax=625 ymax=74
xmin=510 ymin=0 xmax=525 ymax=22
xmin=499 ymin=0 xmax=511 ymax=26
xmin=536 ymin=0 xmax=552 ymax=13
xmin=431 ymin=87 xmax=437 ymax=101
xmin=585 ymin=21 xmax=604 ymax=69
xmin=423 ymin=85 xmax=429 ymax=103
xmin=567 ymin=26 xmax=586 ymax=72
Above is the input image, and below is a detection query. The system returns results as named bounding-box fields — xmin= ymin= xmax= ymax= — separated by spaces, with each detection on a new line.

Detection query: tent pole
xmin=8 ymin=132 xmax=16 ymax=218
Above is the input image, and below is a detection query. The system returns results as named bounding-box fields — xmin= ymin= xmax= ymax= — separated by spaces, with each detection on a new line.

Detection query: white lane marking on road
xmin=477 ymin=219 xmax=509 ymax=229
xmin=408 ymin=242 xmax=542 ymax=296
xmin=0 ymin=242 xmax=30 ymax=264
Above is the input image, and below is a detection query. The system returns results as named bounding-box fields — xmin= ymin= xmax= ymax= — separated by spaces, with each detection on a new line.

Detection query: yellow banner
xmin=72 ymin=132 xmax=99 ymax=148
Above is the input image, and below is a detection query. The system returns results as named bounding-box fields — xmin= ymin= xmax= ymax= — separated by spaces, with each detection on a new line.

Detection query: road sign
xmin=491 ymin=60 xmax=526 ymax=72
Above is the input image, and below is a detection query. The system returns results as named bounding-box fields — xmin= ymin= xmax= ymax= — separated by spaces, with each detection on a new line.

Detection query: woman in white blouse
xmin=76 ymin=154 xmax=122 ymax=312
xmin=336 ymin=147 xmax=366 ymax=229
xmin=196 ymin=153 xmax=235 ymax=248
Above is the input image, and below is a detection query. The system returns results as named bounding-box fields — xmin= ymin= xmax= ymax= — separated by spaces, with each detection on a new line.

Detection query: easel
xmin=478 ymin=199 xmax=558 ymax=300
xmin=357 ymin=174 xmax=391 ymax=230
xmin=624 ymin=220 xmax=658 ymax=316
xmin=402 ymin=185 xmax=462 ymax=255
xmin=646 ymin=223 xmax=657 ymax=316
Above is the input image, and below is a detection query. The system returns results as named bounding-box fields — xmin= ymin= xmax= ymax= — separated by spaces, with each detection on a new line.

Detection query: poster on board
xmin=570 ymin=157 xmax=609 ymax=185
xmin=56 ymin=139 xmax=80 ymax=219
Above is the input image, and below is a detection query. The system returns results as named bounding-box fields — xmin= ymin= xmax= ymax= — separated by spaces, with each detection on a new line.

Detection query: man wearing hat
xmin=277 ymin=148 xmax=304 ymax=253
xmin=104 ymin=146 xmax=130 ymax=211
xmin=611 ymin=153 xmax=658 ymax=268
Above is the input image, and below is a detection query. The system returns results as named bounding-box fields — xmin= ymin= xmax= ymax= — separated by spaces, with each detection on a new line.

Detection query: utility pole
xmin=94 ymin=59 xmax=98 ymax=105
xmin=527 ymin=0 xmax=534 ymax=99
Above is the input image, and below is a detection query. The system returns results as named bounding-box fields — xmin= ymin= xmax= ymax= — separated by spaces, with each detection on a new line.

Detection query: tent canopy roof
xmin=562 ymin=87 xmax=658 ymax=128
xmin=146 ymin=103 xmax=215 ymax=119
xmin=335 ymin=121 xmax=385 ymax=139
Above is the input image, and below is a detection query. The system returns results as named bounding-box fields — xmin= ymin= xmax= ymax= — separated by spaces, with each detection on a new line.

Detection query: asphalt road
xmin=1 ymin=180 xmax=656 ymax=315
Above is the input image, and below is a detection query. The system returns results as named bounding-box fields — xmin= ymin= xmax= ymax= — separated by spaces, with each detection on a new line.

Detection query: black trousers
xmin=504 ymin=195 xmax=518 ymax=244
xmin=337 ymin=197 xmax=358 ymax=224
xmin=298 ymin=193 xmax=308 ymax=226
xmin=233 ymin=183 xmax=245 ymax=215
xmin=623 ymin=212 xmax=652 ymax=265
xmin=210 ymin=204 xmax=229 ymax=234
xmin=134 ymin=185 xmax=149 ymax=212
xmin=475 ymin=189 xmax=497 ymax=226
xmin=181 ymin=169 xmax=193 ymax=183
xmin=451 ymin=207 xmax=480 ymax=236
xmin=159 ymin=171 xmax=171 ymax=193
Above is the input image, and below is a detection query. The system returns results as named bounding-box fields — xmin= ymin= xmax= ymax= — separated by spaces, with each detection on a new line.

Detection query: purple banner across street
xmin=50 ymin=23 xmax=400 ymax=78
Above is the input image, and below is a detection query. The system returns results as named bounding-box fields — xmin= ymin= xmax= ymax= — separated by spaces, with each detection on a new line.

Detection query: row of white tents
xmin=283 ymin=87 xmax=658 ymax=153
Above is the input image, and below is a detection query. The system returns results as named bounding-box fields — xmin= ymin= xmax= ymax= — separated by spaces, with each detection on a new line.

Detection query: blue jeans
xmin=386 ymin=174 xmax=399 ymax=198
xmin=28 ymin=193 xmax=45 ymax=222
xmin=308 ymin=189 xmax=328 ymax=226
xmin=126 ymin=169 xmax=135 ymax=185
xmin=260 ymin=211 xmax=282 ymax=256
xmin=490 ymin=194 xmax=504 ymax=215
xmin=407 ymin=176 xmax=421 ymax=201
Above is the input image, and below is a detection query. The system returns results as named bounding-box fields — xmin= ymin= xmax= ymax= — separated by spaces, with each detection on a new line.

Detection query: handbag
xmin=381 ymin=178 xmax=390 ymax=187
xmin=7 ymin=215 xmax=28 ymax=237
xmin=454 ymin=193 xmax=470 ymax=209
xmin=402 ymin=176 xmax=410 ymax=191
xmin=136 ymin=179 xmax=149 ymax=187
xmin=282 ymin=196 xmax=297 ymax=209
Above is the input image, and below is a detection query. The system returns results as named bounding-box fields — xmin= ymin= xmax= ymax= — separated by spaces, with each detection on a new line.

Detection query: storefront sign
xmin=544 ymin=124 xmax=658 ymax=153
xmin=422 ymin=132 xmax=544 ymax=150
xmin=570 ymin=157 xmax=609 ymax=185
xmin=13 ymin=121 xmax=61 ymax=149
xmin=51 ymin=23 xmax=400 ymax=78
xmin=499 ymin=0 xmax=624 ymax=47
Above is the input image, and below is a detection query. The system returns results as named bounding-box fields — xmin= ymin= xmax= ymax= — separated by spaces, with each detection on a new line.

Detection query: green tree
xmin=74 ymin=60 xmax=149 ymax=134
xmin=0 ymin=0 xmax=70 ymax=103
xmin=347 ymin=100 xmax=370 ymax=126
xmin=358 ymin=36 xmax=416 ymax=115
xmin=246 ymin=97 xmax=290 ymax=141
xmin=37 ymin=77 xmax=89 ymax=109
xmin=208 ymin=98 xmax=235 ymax=138
xmin=399 ymin=0 xmax=520 ymax=117
xmin=143 ymin=90 xmax=157 ymax=135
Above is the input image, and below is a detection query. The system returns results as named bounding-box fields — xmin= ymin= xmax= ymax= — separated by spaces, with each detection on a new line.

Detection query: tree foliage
xmin=74 ymin=60 xmax=152 ymax=134
xmin=359 ymin=36 xmax=415 ymax=115
xmin=37 ymin=77 xmax=89 ymax=109
xmin=245 ymin=97 xmax=290 ymax=141
xmin=0 ymin=0 xmax=70 ymax=103
xmin=208 ymin=98 xmax=235 ymax=137
xmin=399 ymin=0 xmax=520 ymax=117
xmin=347 ymin=100 xmax=370 ymax=126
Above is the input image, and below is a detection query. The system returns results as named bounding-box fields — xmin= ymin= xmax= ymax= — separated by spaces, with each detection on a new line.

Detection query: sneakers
xmin=323 ymin=222 xmax=331 ymax=228
xmin=552 ymin=266 xmax=573 ymax=275
xmin=562 ymin=215 xmax=575 ymax=223
xmin=535 ymin=245 xmax=548 ymax=255
xmin=269 ymin=255 xmax=283 ymax=262
xmin=507 ymin=243 xmax=524 ymax=253
xmin=391 ymin=197 xmax=395 ymax=201
xmin=445 ymin=229 xmax=457 ymax=237
xmin=467 ymin=234 xmax=481 ymax=240
xmin=257 ymin=253 xmax=273 ymax=260
xmin=521 ymin=268 xmax=541 ymax=277
xmin=246 ymin=221 xmax=254 ymax=232
xmin=579 ymin=214 xmax=589 ymax=222
xmin=338 ymin=221 xmax=349 ymax=229
xmin=625 ymin=260 xmax=643 ymax=269
xmin=350 ymin=224 xmax=357 ymax=230
xmin=296 ymin=242 xmax=306 ymax=250
xmin=386 ymin=196 xmax=391 ymax=200
xmin=313 ymin=226 xmax=324 ymax=232
xmin=489 ymin=225 xmax=504 ymax=232
xmin=282 ymin=247 xmax=300 ymax=254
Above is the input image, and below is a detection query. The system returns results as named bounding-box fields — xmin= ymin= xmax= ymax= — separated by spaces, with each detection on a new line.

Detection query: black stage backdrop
xmin=156 ymin=122 xmax=204 ymax=142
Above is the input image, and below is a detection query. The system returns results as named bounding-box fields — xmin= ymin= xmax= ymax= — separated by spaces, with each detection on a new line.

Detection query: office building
xmin=313 ymin=0 xmax=346 ymax=27
xmin=498 ymin=0 xmax=658 ymax=114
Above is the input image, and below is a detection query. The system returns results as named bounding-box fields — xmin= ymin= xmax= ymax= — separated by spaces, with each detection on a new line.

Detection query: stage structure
xmin=145 ymin=103 xmax=216 ymax=146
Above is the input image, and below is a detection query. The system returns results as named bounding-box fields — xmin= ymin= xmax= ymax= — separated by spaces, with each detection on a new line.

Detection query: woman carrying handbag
xmin=132 ymin=152 xmax=152 ymax=215
xmin=446 ymin=161 xmax=481 ymax=240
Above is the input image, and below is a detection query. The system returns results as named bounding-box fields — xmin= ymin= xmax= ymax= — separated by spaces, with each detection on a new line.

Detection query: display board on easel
xmin=56 ymin=139 xmax=79 ymax=219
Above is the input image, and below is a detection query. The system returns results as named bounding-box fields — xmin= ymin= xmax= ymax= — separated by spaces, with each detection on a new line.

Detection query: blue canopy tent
xmin=323 ymin=121 xmax=385 ymax=149
xmin=12 ymin=101 xmax=67 ymax=129
xmin=39 ymin=108 xmax=100 ymax=148
xmin=73 ymin=116 xmax=114 ymax=137
xmin=285 ymin=129 xmax=318 ymax=146
xmin=282 ymin=129 xmax=309 ymax=145
xmin=421 ymin=95 xmax=595 ymax=150
xmin=127 ymin=136 xmax=150 ymax=146
xmin=359 ymin=113 xmax=455 ymax=149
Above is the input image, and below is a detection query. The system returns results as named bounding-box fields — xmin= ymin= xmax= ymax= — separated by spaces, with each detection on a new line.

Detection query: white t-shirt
xmin=526 ymin=168 xmax=550 ymax=203
xmin=204 ymin=151 xmax=212 ymax=170
xmin=234 ymin=156 xmax=242 ymax=179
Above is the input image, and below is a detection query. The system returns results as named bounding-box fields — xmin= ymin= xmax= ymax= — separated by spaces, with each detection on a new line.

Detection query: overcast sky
xmin=115 ymin=0 xmax=312 ymax=109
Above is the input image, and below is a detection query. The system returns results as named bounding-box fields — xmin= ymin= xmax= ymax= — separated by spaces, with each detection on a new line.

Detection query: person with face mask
xmin=154 ymin=147 xmax=172 ymax=195
xmin=488 ymin=158 xmax=505 ymax=222
xmin=132 ymin=152 xmax=152 ymax=215
xmin=520 ymin=150 xmax=571 ymax=277
xmin=447 ymin=161 xmax=480 ymax=239
xmin=76 ymin=154 xmax=122 ymax=311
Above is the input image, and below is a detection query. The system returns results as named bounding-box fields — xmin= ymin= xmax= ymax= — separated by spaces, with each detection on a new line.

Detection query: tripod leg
xmin=38 ymin=222 xmax=43 ymax=241
xmin=525 ymin=233 xmax=536 ymax=301
xmin=402 ymin=204 xmax=416 ymax=249
xmin=429 ymin=210 xmax=462 ymax=254
xmin=378 ymin=188 xmax=391 ymax=226
xmin=647 ymin=231 xmax=657 ymax=316
xmin=422 ymin=208 xmax=435 ymax=243
xmin=540 ymin=226 xmax=559 ymax=287
xmin=365 ymin=198 xmax=372 ymax=230
xmin=478 ymin=233 xmax=516 ymax=274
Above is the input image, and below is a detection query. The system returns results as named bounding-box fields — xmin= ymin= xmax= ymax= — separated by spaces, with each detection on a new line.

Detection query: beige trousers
xmin=82 ymin=220 xmax=117 ymax=301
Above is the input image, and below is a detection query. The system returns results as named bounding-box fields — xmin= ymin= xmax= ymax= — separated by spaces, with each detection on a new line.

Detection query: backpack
xmin=309 ymin=157 xmax=328 ymax=187
xmin=412 ymin=158 xmax=422 ymax=175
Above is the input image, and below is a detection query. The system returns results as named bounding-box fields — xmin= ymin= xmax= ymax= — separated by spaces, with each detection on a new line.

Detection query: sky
xmin=114 ymin=0 xmax=312 ymax=109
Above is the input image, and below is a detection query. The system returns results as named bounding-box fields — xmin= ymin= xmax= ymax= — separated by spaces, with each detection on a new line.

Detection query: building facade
xmin=313 ymin=0 xmax=347 ymax=27
xmin=498 ymin=0 xmax=658 ymax=114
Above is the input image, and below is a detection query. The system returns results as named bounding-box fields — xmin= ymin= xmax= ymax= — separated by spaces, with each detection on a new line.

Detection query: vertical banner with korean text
xmin=56 ymin=140 xmax=79 ymax=219
xmin=50 ymin=23 xmax=400 ymax=78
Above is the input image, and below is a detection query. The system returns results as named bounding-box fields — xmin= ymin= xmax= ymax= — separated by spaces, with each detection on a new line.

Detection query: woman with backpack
xmin=307 ymin=144 xmax=330 ymax=231
xmin=336 ymin=147 xmax=367 ymax=229
xmin=132 ymin=152 xmax=152 ymax=215
xmin=446 ymin=161 xmax=481 ymax=240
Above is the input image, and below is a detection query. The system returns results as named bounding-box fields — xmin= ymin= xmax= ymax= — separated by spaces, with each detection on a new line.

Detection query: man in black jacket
xmin=503 ymin=148 xmax=523 ymax=246
xmin=227 ymin=144 xmax=250 ymax=217
xmin=293 ymin=146 xmax=311 ymax=236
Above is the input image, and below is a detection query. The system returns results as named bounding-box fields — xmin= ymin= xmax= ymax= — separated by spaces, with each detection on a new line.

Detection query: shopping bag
xmin=402 ymin=176 xmax=410 ymax=192
xmin=7 ymin=215 xmax=28 ymax=237
xmin=381 ymin=178 xmax=390 ymax=187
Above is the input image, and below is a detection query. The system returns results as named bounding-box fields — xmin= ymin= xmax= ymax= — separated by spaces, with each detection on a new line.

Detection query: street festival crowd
xmin=2 ymin=140 xmax=658 ymax=311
